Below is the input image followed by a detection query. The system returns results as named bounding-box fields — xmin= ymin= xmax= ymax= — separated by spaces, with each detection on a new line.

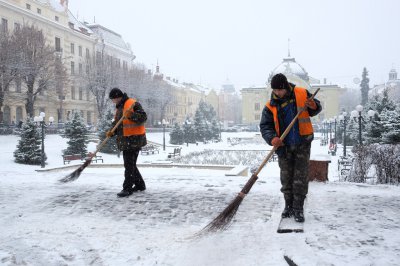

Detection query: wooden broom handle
xmin=90 ymin=102 xmax=136 ymax=157
xmin=253 ymin=88 xmax=320 ymax=176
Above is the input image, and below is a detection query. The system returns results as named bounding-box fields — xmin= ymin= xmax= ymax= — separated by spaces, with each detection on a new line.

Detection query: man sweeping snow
xmin=260 ymin=73 xmax=322 ymax=222
xmin=106 ymin=88 xmax=148 ymax=197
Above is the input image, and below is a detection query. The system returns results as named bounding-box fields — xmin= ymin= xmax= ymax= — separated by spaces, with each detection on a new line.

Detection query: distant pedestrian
xmin=260 ymin=73 xmax=322 ymax=222
xmin=106 ymin=88 xmax=147 ymax=197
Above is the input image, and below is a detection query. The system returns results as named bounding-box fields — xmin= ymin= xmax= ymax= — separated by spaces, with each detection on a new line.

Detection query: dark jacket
xmin=260 ymin=84 xmax=322 ymax=154
xmin=113 ymin=93 xmax=147 ymax=151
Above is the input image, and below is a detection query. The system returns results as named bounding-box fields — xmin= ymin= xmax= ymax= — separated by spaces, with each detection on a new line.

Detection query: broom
xmin=59 ymin=104 xmax=135 ymax=183
xmin=199 ymin=88 xmax=320 ymax=233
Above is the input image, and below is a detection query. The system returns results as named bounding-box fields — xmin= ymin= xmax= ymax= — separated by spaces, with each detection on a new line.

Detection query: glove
xmin=106 ymin=130 xmax=114 ymax=138
xmin=305 ymin=99 xmax=317 ymax=110
xmin=271 ymin=137 xmax=283 ymax=148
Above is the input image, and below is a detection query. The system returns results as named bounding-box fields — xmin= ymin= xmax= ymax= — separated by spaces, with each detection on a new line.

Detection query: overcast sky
xmin=68 ymin=0 xmax=400 ymax=91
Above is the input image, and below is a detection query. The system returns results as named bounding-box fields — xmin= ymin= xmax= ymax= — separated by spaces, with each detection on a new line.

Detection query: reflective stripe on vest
xmin=265 ymin=87 xmax=313 ymax=137
xmin=122 ymin=98 xmax=146 ymax=136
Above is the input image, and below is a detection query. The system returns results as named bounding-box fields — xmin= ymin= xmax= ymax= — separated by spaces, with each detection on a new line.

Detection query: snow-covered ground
xmin=1 ymin=132 xmax=399 ymax=265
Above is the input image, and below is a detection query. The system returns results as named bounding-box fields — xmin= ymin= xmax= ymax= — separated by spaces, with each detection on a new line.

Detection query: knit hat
xmin=109 ymin=88 xmax=124 ymax=99
xmin=270 ymin=73 xmax=289 ymax=90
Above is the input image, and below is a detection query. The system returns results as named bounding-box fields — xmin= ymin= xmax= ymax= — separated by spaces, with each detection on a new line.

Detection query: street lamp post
xmin=162 ymin=119 xmax=169 ymax=151
xmin=333 ymin=116 xmax=337 ymax=142
xmin=34 ymin=112 xmax=45 ymax=168
xmin=34 ymin=113 xmax=54 ymax=168
xmin=338 ymin=112 xmax=348 ymax=157
xmin=350 ymin=105 xmax=376 ymax=146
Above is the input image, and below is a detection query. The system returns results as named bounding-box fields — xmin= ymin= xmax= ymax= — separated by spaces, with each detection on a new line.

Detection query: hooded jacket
xmin=113 ymin=93 xmax=147 ymax=150
xmin=259 ymin=83 xmax=322 ymax=155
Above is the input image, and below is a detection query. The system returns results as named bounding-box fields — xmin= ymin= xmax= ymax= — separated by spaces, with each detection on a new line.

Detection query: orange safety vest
xmin=117 ymin=98 xmax=146 ymax=136
xmin=265 ymin=87 xmax=313 ymax=137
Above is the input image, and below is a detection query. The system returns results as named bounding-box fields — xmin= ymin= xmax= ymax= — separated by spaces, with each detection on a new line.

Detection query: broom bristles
xmin=59 ymin=158 xmax=92 ymax=183
xmin=198 ymin=195 xmax=244 ymax=235
xmin=197 ymin=174 xmax=259 ymax=236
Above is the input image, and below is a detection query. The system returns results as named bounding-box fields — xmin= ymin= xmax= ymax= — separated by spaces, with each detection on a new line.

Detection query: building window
xmin=37 ymin=8 xmax=41 ymax=14
xmin=254 ymin=102 xmax=260 ymax=111
xmin=70 ymin=61 xmax=75 ymax=75
xmin=1 ymin=18 xmax=8 ymax=32
xmin=123 ymin=61 xmax=128 ymax=70
xmin=86 ymin=88 xmax=90 ymax=101
xmin=71 ymin=86 xmax=75 ymax=100
xmin=78 ymin=63 xmax=83 ymax=75
xmin=79 ymin=87 xmax=83 ymax=100
xmin=15 ymin=75 xmax=21 ymax=92
xmin=16 ymin=107 xmax=23 ymax=123
xmin=255 ymin=114 xmax=260 ymax=120
xmin=86 ymin=64 xmax=89 ymax=75
xmin=3 ymin=106 xmax=10 ymax=124
xmin=55 ymin=37 xmax=61 ymax=52
xmin=14 ymin=22 xmax=20 ymax=31
xmin=70 ymin=43 xmax=74 ymax=54
xmin=78 ymin=46 xmax=82 ymax=56
xmin=87 ymin=111 xmax=92 ymax=124
xmin=86 ymin=48 xmax=90 ymax=59
xmin=55 ymin=16 xmax=59 ymax=22
xmin=26 ymin=3 xmax=31 ymax=10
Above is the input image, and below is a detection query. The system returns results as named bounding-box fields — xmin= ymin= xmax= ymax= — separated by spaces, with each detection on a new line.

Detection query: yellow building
xmin=241 ymin=55 xmax=345 ymax=127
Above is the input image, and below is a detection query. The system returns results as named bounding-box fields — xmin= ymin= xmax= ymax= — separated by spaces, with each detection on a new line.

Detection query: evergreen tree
xmin=193 ymin=100 xmax=221 ymax=142
xmin=381 ymin=107 xmax=400 ymax=144
xmin=193 ymin=103 xmax=207 ymax=141
xmin=360 ymin=67 xmax=370 ymax=106
xmin=62 ymin=112 xmax=89 ymax=156
xmin=97 ymin=106 xmax=119 ymax=153
xmin=346 ymin=117 xmax=359 ymax=146
xmin=183 ymin=121 xmax=196 ymax=144
xmin=169 ymin=123 xmax=184 ymax=145
xmin=14 ymin=118 xmax=45 ymax=165
xmin=364 ymin=89 xmax=397 ymax=144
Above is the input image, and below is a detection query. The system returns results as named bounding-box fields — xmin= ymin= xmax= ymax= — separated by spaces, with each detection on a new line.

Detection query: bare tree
xmin=12 ymin=24 xmax=63 ymax=117
xmin=84 ymin=46 xmax=127 ymax=118
xmin=0 ymin=29 xmax=18 ymax=123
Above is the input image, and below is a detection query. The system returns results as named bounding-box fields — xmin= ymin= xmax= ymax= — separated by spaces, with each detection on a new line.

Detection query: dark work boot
xmin=293 ymin=195 xmax=305 ymax=222
xmin=281 ymin=194 xmax=294 ymax=218
xmin=117 ymin=189 xmax=133 ymax=197
xmin=132 ymin=180 xmax=146 ymax=192
xmin=294 ymin=210 xmax=305 ymax=222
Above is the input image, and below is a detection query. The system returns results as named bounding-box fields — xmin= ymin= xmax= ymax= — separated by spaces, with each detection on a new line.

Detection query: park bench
xmin=63 ymin=154 xmax=103 ymax=164
xmin=168 ymin=147 xmax=182 ymax=158
xmin=62 ymin=154 xmax=82 ymax=164
xmin=140 ymin=144 xmax=160 ymax=155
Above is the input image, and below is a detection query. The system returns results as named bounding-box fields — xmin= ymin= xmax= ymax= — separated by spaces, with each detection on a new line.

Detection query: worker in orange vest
xmin=107 ymin=88 xmax=147 ymax=197
xmin=260 ymin=73 xmax=322 ymax=222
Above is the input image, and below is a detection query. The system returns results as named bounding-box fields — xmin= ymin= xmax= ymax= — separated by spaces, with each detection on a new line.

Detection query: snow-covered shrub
xmin=348 ymin=146 xmax=372 ymax=183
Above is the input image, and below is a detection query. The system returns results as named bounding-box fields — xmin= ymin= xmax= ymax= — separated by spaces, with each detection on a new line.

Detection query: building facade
xmin=241 ymin=54 xmax=345 ymax=127
xmin=0 ymin=0 xmax=134 ymax=127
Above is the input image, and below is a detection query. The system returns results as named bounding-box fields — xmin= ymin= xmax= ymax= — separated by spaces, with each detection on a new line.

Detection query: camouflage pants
xmin=278 ymin=142 xmax=311 ymax=210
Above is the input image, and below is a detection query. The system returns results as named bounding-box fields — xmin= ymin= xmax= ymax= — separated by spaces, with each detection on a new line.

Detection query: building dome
xmin=268 ymin=57 xmax=309 ymax=83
